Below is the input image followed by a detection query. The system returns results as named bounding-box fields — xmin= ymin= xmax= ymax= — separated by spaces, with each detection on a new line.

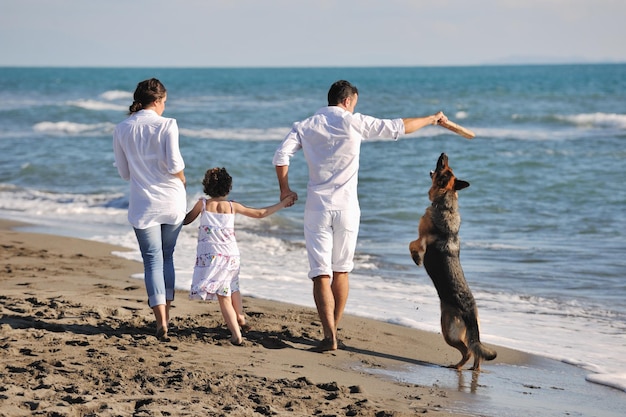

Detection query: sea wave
xmin=555 ymin=112 xmax=626 ymax=129
xmin=33 ymin=121 xmax=115 ymax=136
xmin=58 ymin=90 xmax=131 ymax=112
xmin=0 ymin=185 xmax=125 ymax=214
xmin=100 ymin=90 xmax=133 ymax=101
xmin=67 ymin=99 xmax=127 ymax=112
xmin=24 ymin=121 xmax=587 ymax=142
xmin=454 ymin=111 xmax=468 ymax=119
xmin=177 ymin=124 xmax=585 ymax=142
xmin=464 ymin=241 xmax=530 ymax=251
xmin=179 ymin=127 xmax=290 ymax=141
xmin=585 ymin=373 xmax=626 ymax=393
xmin=22 ymin=117 xmax=619 ymax=142
xmin=512 ymin=112 xmax=626 ymax=129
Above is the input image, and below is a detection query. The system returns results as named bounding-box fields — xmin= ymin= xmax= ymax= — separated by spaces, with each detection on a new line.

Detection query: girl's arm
xmin=183 ymin=199 xmax=203 ymax=225
xmin=232 ymin=195 xmax=294 ymax=219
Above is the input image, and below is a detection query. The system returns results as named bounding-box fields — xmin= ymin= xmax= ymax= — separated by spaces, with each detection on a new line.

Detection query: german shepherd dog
xmin=409 ymin=153 xmax=496 ymax=370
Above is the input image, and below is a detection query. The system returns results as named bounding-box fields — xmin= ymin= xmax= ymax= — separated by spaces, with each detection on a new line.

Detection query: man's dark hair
xmin=327 ymin=80 xmax=358 ymax=106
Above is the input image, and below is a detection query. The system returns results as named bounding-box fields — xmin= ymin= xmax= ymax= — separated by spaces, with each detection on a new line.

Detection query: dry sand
xmin=2 ymin=219 xmax=621 ymax=417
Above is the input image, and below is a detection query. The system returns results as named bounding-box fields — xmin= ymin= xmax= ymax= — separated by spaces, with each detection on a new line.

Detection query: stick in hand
xmin=439 ymin=120 xmax=476 ymax=139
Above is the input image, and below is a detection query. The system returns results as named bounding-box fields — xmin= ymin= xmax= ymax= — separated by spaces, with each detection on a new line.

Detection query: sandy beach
xmin=1 ymin=219 xmax=624 ymax=417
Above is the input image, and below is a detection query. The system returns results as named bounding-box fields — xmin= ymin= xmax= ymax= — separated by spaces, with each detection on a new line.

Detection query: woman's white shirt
xmin=113 ymin=109 xmax=186 ymax=229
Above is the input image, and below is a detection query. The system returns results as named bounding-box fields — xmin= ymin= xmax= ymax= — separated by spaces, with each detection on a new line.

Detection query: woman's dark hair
xmin=202 ymin=167 xmax=232 ymax=197
xmin=327 ymin=80 xmax=358 ymax=106
xmin=129 ymin=78 xmax=167 ymax=114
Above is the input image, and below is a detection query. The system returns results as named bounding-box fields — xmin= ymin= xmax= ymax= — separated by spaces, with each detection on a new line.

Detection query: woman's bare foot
xmin=155 ymin=326 xmax=170 ymax=342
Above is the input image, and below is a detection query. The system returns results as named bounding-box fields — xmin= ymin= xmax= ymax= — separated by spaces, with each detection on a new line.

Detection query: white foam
xmin=67 ymin=99 xmax=126 ymax=112
xmin=178 ymin=126 xmax=290 ymax=141
xmin=556 ymin=112 xmax=626 ymax=129
xmin=33 ymin=121 xmax=115 ymax=136
xmin=100 ymin=90 xmax=133 ymax=101
xmin=464 ymin=240 xmax=531 ymax=251
xmin=585 ymin=373 xmax=626 ymax=393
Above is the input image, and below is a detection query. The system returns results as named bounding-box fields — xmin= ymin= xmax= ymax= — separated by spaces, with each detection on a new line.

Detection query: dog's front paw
xmin=410 ymin=251 xmax=422 ymax=266
xmin=409 ymin=240 xmax=423 ymax=266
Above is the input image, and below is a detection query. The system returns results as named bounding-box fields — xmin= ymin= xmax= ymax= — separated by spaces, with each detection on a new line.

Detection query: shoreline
xmin=1 ymin=219 xmax=624 ymax=416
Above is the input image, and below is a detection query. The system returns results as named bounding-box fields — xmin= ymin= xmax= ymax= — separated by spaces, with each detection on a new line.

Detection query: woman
xmin=113 ymin=78 xmax=187 ymax=341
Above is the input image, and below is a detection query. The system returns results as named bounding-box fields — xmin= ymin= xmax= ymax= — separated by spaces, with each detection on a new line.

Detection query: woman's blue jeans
xmin=134 ymin=223 xmax=183 ymax=308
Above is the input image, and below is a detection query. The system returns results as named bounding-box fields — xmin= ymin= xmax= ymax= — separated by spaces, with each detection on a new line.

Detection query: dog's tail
xmin=470 ymin=340 xmax=497 ymax=362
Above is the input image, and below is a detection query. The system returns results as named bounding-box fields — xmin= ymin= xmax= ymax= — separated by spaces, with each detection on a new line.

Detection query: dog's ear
xmin=436 ymin=153 xmax=448 ymax=171
xmin=455 ymin=179 xmax=470 ymax=190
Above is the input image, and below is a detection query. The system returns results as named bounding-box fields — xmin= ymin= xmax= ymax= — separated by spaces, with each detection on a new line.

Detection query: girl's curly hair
xmin=202 ymin=167 xmax=232 ymax=197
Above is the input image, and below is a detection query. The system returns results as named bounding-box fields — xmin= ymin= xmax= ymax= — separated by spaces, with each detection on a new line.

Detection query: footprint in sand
xmin=123 ymin=285 xmax=141 ymax=291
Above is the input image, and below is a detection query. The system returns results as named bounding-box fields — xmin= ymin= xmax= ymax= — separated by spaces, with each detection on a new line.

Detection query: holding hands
xmin=281 ymin=191 xmax=298 ymax=208
xmin=432 ymin=111 xmax=448 ymax=125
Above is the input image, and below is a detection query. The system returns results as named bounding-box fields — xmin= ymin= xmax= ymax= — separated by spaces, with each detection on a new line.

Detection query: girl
xmin=183 ymin=167 xmax=294 ymax=345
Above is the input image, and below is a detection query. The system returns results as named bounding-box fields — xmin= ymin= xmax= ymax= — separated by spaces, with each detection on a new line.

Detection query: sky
xmin=1 ymin=0 xmax=625 ymax=68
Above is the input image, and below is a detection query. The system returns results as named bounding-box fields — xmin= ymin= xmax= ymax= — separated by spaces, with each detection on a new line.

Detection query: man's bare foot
xmin=311 ymin=337 xmax=337 ymax=353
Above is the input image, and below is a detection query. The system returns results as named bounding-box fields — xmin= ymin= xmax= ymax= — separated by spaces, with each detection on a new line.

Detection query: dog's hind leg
xmin=471 ymin=352 xmax=482 ymax=371
xmin=440 ymin=305 xmax=471 ymax=369
xmin=465 ymin=310 xmax=497 ymax=371
xmin=469 ymin=342 xmax=497 ymax=371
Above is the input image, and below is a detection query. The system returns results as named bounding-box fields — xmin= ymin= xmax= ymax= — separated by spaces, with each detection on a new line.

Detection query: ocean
xmin=1 ymin=65 xmax=625 ymax=400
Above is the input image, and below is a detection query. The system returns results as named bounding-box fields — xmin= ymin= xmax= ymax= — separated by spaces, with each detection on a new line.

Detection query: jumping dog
xmin=409 ymin=153 xmax=496 ymax=370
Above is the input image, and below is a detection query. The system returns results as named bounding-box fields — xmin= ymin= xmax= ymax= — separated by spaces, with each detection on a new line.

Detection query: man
xmin=273 ymin=80 xmax=447 ymax=352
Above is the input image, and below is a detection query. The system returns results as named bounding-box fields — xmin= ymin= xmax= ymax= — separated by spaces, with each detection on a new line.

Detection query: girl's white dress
xmin=189 ymin=200 xmax=240 ymax=301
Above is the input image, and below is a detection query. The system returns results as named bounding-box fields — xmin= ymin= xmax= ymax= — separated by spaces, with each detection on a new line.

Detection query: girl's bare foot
xmin=237 ymin=315 xmax=250 ymax=332
xmin=230 ymin=336 xmax=243 ymax=346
